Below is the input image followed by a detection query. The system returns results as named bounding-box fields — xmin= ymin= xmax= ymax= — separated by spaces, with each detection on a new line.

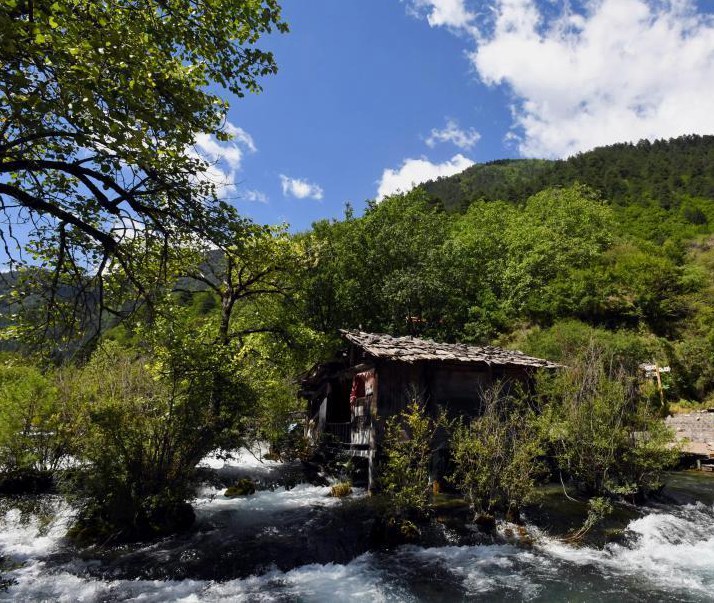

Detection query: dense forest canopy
xmin=422 ymin=135 xmax=714 ymax=221
xmin=4 ymin=134 xmax=714 ymax=403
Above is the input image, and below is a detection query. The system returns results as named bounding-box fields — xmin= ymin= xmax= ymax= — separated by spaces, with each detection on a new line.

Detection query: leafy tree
xmin=304 ymin=189 xmax=453 ymax=338
xmin=167 ymin=223 xmax=326 ymax=450
xmin=0 ymin=0 xmax=287 ymax=341
xmin=444 ymin=200 xmax=516 ymax=341
xmin=360 ymin=192 xmax=451 ymax=335
xmin=671 ymin=335 xmax=714 ymax=402
xmin=446 ymin=185 xmax=614 ymax=336
xmin=508 ymin=185 xmax=614 ymax=320
xmin=64 ymin=316 xmax=256 ymax=542
xmin=177 ymin=222 xmax=311 ymax=345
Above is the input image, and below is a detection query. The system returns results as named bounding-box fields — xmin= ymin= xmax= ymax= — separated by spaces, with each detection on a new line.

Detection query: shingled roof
xmin=340 ymin=330 xmax=561 ymax=369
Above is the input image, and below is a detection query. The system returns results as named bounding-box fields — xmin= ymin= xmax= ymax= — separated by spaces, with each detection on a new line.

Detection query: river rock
xmin=224 ymin=479 xmax=256 ymax=497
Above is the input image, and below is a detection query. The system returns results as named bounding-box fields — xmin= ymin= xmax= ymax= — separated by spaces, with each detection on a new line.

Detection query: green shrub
xmin=519 ymin=319 xmax=666 ymax=374
xmin=0 ymin=362 xmax=78 ymax=479
xmin=450 ymin=382 xmax=544 ymax=519
xmin=379 ymin=399 xmax=444 ymax=515
xmin=63 ymin=325 xmax=255 ymax=542
xmin=564 ymin=497 xmax=614 ymax=542
xmin=538 ymin=344 xmax=679 ymax=499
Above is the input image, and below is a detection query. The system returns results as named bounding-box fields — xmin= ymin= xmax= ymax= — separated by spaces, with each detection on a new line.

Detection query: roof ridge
xmin=339 ymin=330 xmax=561 ymax=368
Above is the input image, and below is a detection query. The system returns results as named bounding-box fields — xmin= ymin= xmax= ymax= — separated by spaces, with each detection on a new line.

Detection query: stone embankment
xmin=666 ymin=411 xmax=714 ymax=457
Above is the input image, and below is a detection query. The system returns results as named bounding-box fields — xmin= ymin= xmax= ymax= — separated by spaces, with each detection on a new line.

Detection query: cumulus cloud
xmin=405 ymin=0 xmax=476 ymax=30
xmin=279 ymin=175 xmax=324 ymax=200
xmin=188 ymin=121 xmax=257 ymax=197
xmin=426 ymin=118 xmax=481 ymax=150
xmin=410 ymin=0 xmax=714 ymax=158
xmin=377 ymin=153 xmax=474 ymax=199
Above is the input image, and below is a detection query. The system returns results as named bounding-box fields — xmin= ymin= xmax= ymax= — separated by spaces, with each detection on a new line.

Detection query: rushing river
xmin=2 ymin=450 xmax=714 ymax=602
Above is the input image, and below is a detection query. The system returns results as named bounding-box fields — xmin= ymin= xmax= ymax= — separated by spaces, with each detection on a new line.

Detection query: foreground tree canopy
xmin=0 ymin=0 xmax=287 ymax=343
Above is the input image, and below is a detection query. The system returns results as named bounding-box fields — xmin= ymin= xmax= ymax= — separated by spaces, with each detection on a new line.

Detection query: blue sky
xmin=203 ymin=0 xmax=714 ymax=231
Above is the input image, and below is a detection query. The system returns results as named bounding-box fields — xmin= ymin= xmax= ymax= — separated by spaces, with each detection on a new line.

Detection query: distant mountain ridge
xmin=421 ymin=134 xmax=714 ymax=213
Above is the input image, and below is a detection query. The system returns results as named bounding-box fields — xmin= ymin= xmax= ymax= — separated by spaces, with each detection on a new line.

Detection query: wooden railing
xmin=323 ymin=421 xmax=351 ymax=444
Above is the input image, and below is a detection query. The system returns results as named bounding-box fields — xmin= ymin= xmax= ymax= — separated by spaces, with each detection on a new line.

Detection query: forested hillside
xmin=423 ymin=135 xmax=714 ymax=220
xmin=301 ymin=135 xmax=714 ymax=404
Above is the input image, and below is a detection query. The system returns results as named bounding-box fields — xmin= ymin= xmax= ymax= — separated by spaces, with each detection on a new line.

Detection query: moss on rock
xmin=225 ymin=478 xmax=256 ymax=497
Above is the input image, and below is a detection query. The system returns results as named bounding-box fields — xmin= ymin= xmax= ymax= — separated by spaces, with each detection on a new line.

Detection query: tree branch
xmin=0 ymin=182 xmax=118 ymax=253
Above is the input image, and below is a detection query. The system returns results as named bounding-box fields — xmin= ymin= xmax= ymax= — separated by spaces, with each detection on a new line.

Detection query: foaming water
xmin=2 ymin=556 xmax=391 ymax=602
xmin=0 ymin=496 xmax=73 ymax=561
xmin=0 ymin=491 xmax=384 ymax=602
xmin=3 ymin=464 xmax=714 ymax=601
xmin=198 ymin=445 xmax=280 ymax=472
xmin=194 ymin=483 xmax=341 ymax=526
xmin=538 ymin=502 xmax=714 ymax=597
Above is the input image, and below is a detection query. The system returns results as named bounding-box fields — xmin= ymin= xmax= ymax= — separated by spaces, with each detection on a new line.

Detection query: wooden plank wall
xmin=428 ymin=364 xmax=491 ymax=417
xmin=375 ymin=360 xmax=429 ymax=417
xmin=374 ymin=359 xmax=533 ymax=420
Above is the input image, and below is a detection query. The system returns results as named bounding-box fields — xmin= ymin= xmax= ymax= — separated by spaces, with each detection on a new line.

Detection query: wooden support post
xmin=655 ymin=364 xmax=664 ymax=406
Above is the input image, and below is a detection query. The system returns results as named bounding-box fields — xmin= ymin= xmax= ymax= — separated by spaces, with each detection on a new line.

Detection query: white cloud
xmin=223 ymin=122 xmax=257 ymax=153
xmin=426 ymin=118 xmax=481 ymax=150
xmin=279 ymin=175 xmax=324 ymax=200
xmin=188 ymin=120 xmax=257 ymax=197
xmin=377 ymin=153 xmax=474 ymax=199
xmin=409 ymin=0 xmax=714 ymax=158
xmin=193 ymin=133 xmax=244 ymax=170
xmin=405 ymin=0 xmax=476 ymax=30
xmin=243 ymin=189 xmax=268 ymax=204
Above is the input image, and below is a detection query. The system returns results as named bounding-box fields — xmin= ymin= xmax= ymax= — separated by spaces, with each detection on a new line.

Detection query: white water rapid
xmin=1 ymin=457 xmax=713 ymax=602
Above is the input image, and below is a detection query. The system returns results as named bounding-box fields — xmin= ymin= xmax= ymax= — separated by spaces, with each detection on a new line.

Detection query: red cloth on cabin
xmin=350 ymin=375 xmax=365 ymax=405
xmin=350 ymin=370 xmax=375 ymax=406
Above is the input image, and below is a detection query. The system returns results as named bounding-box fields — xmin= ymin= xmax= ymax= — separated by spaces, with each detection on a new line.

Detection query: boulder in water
xmin=0 ymin=470 xmax=54 ymax=495
xmin=225 ymin=478 xmax=256 ymax=497
xmin=474 ymin=514 xmax=497 ymax=534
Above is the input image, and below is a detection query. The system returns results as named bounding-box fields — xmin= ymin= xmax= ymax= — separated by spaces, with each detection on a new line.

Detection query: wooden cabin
xmin=300 ymin=330 xmax=560 ymax=489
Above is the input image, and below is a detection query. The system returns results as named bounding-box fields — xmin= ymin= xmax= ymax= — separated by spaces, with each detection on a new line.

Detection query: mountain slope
xmin=422 ymin=135 xmax=714 ymax=214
